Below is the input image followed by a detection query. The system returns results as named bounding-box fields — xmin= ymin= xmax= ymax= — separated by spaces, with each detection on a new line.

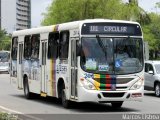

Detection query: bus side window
xmin=11 ymin=37 xmax=18 ymax=60
xmin=24 ymin=35 xmax=31 ymax=59
xmin=59 ymin=31 xmax=69 ymax=59
xmin=31 ymin=34 xmax=40 ymax=59
xmin=48 ymin=32 xmax=59 ymax=59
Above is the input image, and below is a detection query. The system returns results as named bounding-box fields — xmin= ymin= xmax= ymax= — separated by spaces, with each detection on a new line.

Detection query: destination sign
xmin=81 ymin=23 xmax=142 ymax=36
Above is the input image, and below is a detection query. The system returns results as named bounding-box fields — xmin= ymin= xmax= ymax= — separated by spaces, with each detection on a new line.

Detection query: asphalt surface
xmin=0 ymin=74 xmax=160 ymax=120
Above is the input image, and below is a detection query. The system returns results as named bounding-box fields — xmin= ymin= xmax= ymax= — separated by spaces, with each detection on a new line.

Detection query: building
xmin=0 ymin=0 xmax=31 ymax=33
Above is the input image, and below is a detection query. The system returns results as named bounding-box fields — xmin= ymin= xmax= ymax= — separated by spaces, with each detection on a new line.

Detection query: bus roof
xmin=12 ymin=19 xmax=140 ymax=37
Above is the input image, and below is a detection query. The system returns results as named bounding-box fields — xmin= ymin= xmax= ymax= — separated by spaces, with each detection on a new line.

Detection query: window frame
xmin=47 ymin=32 xmax=59 ymax=59
xmin=59 ymin=31 xmax=70 ymax=60
xmin=24 ymin=35 xmax=31 ymax=59
xmin=11 ymin=37 xmax=18 ymax=60
xmin=30 ymin=34 xmax=40 ymax=59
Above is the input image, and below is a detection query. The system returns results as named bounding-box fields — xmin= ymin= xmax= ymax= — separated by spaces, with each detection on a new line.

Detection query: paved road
xmin=0 ymin=74 xmax=160 ymax=119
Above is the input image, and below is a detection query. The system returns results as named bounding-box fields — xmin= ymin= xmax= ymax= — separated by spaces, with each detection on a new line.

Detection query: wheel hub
xmin=155 ymin=85 xmax=160 ymax=96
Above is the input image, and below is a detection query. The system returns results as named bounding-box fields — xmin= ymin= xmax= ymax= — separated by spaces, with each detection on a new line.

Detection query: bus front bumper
xmin=77 ymin=86 xmax=144 ymax=103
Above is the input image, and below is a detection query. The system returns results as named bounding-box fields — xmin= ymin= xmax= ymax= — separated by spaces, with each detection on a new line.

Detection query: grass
xmin=0 ymin=112 xmax=18 ymax=120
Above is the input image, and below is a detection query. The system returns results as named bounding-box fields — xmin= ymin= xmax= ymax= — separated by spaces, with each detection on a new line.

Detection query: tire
xmin=61 ymin=89 xmax=70 ymax=108
xmin=111 ymin=102 xmax=123 ymax=108
xmin=155 ymin=83 xmax=160 ymax=97
xmin=24 ymin=78 xmax=33 ymax=99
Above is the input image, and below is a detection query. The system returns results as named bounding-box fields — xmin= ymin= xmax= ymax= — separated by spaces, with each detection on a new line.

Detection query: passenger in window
xmin=32 ymin=36 xmax=36 ymax=47
xmin=81 ymin=41 xmax=93 ymax=64
xmin=13 ymin=38 xmax=18 ymax=48
xmin=83 ymin=45 xmax=90 ymax=58
xmin=12 ymin=38 xmax=18 ymax=58
xmin=31 ymin=36 xmax=37 ymax=58
xmin=24 ymin=36 xmax=32 ymax=59
xmin=32 ymin=49 xmax=38 ymax=59
xmin=82 ymin=42 xmax=93 ymax=59
xmin=60 ymin=33 xmax=69 ymax=59
xmin=62 ymin=33 xmax=67 ymax=43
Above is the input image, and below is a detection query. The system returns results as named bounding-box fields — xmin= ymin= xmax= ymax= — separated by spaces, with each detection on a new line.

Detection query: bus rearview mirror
xmin=76 ymin=42 xmax=81 ymax=56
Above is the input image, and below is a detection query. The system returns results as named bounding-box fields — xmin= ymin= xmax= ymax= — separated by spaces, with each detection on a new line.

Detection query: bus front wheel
xmin=111 ymin=102 xmax=123 ymax=108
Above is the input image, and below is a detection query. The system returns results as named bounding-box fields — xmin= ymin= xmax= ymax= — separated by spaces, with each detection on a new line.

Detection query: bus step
xmin=40 ymin=92 xmax=47 ymax=97
xmin=71 ymin=96 xmax=78 ymax=100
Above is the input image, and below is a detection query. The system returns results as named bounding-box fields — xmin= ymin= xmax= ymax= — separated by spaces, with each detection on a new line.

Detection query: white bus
xmin=10 ymin=19 xmax=144 ymax=108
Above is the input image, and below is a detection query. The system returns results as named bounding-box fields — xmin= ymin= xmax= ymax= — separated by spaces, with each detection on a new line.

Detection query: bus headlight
xmin=80 ymin=78 xmax=96 ymax=90
xmin=130 ymin=79 xmax=143 ymax=90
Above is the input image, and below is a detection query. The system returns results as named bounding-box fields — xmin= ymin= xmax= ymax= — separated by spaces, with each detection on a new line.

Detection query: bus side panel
xmin=30 ymin=60 xmax=41 ymax=94
xmin=10 ymin=60 xmax=18 ymax=88
xmin=23 ymin=59 xmax=41 ymax=94
xmin=46 ymin=59 xmax=69 ymax=99
xmin=46 ymin=59 xmax=57 ymax=97
xmin=55 ymin=60 xmax=70 ymax=99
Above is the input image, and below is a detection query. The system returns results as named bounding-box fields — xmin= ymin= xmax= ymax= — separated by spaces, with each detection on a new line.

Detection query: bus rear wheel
xmin=61 ymin=89 xmax=70 ymax=108
xmin=24 ymin=78 xmax=32 ymax=99
xmin=111 ymin=102 xmax=123 ymax=108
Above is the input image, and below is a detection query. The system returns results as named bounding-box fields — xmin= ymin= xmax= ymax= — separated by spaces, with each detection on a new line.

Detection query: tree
xmin=42 ymin=0 xmax=150 ymax=25
xmin=0 ymin=30 xmax=11 ymax=51
xmin=42 ymin=0 xmax=127 ymax=25
xmin=122 ymin=0 xmax=150 ymax=25
xmin=142 ymin=12 xmax=160 ymax=59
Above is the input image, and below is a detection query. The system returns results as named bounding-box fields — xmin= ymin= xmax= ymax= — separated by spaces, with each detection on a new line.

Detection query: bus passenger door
xmin=71 ymin=39 xmax=78 ymax=99
xmin=17 ymin=42 xmax=23 ymax=89
xmin=40 ymin=40 xmax=47 ymax=94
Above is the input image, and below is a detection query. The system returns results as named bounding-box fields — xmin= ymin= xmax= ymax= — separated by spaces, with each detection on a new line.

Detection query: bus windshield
xmin=80 ymin=37 xmax=143 ymax=75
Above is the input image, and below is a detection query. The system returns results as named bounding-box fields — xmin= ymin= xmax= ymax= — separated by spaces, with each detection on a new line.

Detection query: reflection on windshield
xmin=80 ymin=37 xmax=143 ymax=75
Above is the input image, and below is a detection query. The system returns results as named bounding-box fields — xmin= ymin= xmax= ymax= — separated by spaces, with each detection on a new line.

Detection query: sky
xmin=138 ymin=0 xmax=160 ymax=12
xmin=31 ymin=0 xmax=160 ymax=27
xmin=31 ymin=0 xmax=52 ymax=27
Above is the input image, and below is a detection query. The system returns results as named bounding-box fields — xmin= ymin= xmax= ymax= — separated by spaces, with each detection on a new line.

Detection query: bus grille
xmin=116 ymin=78 xmax=133 ymax=84
xmin=93 ymin=74 xmax=133 ymax=91
xmin=102 ymin=92 xmax=125 ymax=97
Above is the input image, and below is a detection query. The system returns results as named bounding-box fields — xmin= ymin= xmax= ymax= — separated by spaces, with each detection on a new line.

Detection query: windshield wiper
xmin=96 ymin=35 xmax=108 ymax=59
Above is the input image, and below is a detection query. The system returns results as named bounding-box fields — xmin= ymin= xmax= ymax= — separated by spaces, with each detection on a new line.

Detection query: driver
xmin=115 ymin=45 xmax=129 ymax=60
xmin=115 ymin=45 xmax=129 ymax=69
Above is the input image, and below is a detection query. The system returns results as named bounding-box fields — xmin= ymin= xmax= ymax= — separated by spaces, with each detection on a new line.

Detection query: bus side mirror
xmin=76 ymin=42 xmax=81 ymax=56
